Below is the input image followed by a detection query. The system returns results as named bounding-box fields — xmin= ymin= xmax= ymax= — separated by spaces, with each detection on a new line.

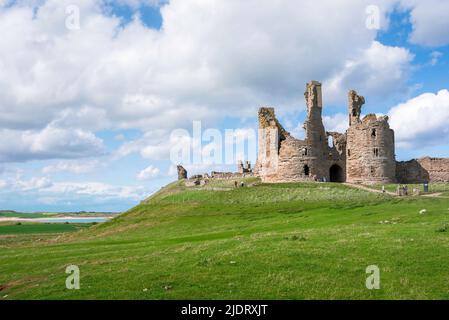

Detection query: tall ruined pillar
xmin=304 ymin=81 xmax=327 ymax=152
xmin=302 ymin=81 xmax=329 ymax=179
xmin=255 ymin=107 xmax=281 ymax=181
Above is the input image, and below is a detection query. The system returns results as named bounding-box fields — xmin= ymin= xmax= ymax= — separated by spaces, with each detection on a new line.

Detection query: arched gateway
xmin=329 ymin=164 xmax=345 ymax=183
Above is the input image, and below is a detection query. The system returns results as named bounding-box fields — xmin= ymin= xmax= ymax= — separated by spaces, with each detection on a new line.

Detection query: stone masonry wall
xmin=255 ymin=81 xmax=347 ymax=183
xmin=397 ymin=157 xmax=449 ymax=183
xmin=346 ymin=117 xmax=396 ymax=184
xmin=346 ymin=90 xmax=396 ymax=184
xmin=254 ymin=108 xmax=283 ymax=182
xmin=275 ymin=136 xmax=313 ymax=182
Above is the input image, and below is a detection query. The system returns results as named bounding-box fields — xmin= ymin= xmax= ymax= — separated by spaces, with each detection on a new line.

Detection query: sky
xmin=0 ymin=0 xmax=448 ymax=212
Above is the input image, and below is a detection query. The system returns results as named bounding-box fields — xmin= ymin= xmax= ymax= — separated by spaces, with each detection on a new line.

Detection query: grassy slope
xmin=1 ymin=180 xmax=449 ymax=300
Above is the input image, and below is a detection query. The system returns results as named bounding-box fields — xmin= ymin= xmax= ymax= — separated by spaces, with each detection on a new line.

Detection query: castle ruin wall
xmin=397 ymin=157 xmax=449 ymax=183
xmin=254 ymin=81 xmax=448 ymax=185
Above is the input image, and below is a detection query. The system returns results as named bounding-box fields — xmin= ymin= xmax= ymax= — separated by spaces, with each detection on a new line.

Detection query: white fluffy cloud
xmin=401 ymin=0 xmax=449 ymax=47
xmin=5 ymin=0 xmax=449 ymax=165
xmin=104 ymin=0 xmax=166 ymax=9
xmin=137 ymin=165 xmax=160 ymax=181
xmin=16 ymin=176 xmax=53 ymax=191
xmin=114 ymin=129 xmax=190 ymax=161
xmin=0 ymin=125 xmax=105 ymax=162
xmin=0 ymin=0 xmax=415 ymax=163
xmin=323 ymin=113 xmax=349 ymax=133
xmin=42 ymin=159 xmax=101 ymax=174
xmin=324 ymin=41 xmax=413 ymax=102
xmin=389 ymin=89 xmax=449 ymax=149
xmin=44 ymin=181 xmax=146 ymax=200
xmin=0 ymin=173 xmax=147 ymax=201
xmin=429 ymin=51 xmax=443 ymax=66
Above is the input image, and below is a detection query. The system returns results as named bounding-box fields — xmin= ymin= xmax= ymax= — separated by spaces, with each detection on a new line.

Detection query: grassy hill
xmin=1 ymin=178 xmax=449 ymax=299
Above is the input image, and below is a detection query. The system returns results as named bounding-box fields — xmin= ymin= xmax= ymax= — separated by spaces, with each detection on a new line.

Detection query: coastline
xmin=0 ymin=216 xmax=113 ymax=223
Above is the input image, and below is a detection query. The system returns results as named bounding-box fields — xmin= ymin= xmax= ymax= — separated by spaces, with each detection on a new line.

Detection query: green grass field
xmin=1 ymin=179 xmax=449 ymax=300
xmin=0 ymin=211 xmax=54 ymax=219
xmin=0 ymin=223 xmax=89 ymax=235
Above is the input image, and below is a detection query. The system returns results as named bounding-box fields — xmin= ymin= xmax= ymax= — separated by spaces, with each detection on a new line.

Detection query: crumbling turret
xmin=304 ymin=81 xmax=327 ymax=153
xmin=177 ymin=165 xmax=187 ymax=180
xmin=348 ymin=90 xmax=365 ymax=126
xmin=238 ymin=160 xmax=252 ymax=174
xmin=346 ymin=90 xmax=396 ymax=184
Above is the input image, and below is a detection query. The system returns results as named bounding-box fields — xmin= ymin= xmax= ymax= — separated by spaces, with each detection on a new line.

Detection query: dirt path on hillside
xmin=343 ymin=183 xmax=397 ymax=196
xmin=422 ymin=192 xmax=443 ymax=197
xmin=421 ymin=193 xmax=449 ymax=199
xmin=344 ymin=183 xmax=449 ymax=199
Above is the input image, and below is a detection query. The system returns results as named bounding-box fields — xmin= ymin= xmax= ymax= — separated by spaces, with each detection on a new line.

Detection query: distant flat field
xmin=1 ymin=179 xmax=449 ymax=300
xmin=0 ymin=223 xmax=90 ymax=235
xmin=0 ymin=211 xmax=117 ymax=219
xmin=0 ymin=211 xmax=52 ymax=219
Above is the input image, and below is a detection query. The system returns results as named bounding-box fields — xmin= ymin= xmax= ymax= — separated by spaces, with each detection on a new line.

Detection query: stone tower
xmin=346 ymin=90 xmax=396 ymax=184
xmin=302 ymin=81 xmax=329 ymax=178
xmin=177 ymin=165 xmax=187 ymax=180
xmin=254 ymin=107 xmax=283 ymax=180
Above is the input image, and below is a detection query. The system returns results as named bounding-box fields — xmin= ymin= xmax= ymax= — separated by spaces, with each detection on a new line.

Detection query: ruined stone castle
xmin=254 ymin=81 xmax=449 ymax=184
